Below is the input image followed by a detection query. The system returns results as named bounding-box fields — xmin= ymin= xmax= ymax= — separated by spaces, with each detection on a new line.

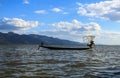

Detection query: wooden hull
xmin=41 ymin=46 xmax=90 ymax=50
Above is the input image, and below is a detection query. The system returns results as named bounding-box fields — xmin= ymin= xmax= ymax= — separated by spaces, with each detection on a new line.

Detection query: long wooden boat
xmin=40 ymin=45 xmax=90 ymax=50
xmin=39 ymin=36 xmax=95 ymax=50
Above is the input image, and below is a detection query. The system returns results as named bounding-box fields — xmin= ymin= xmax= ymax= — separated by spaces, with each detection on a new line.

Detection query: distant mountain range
xmin=0 ymin=32 xmax=80 ymax=45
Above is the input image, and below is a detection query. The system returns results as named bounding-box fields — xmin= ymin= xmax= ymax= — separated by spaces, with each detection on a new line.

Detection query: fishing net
xmin=83 ymin=35 xmax=95 ymax=44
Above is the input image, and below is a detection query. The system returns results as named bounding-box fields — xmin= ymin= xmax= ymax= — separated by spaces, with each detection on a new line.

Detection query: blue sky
xmin=0 ymin=0 xmax=120 ymax=45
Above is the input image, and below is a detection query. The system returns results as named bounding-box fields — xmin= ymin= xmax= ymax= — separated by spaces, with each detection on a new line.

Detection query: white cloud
xmin=51 ymin=8 xmax=68 ymax=14
xmin=34 ymin=8 xmax=67 ymax=15
xmin=0 ymin=18 xmax=39 ymax=31
xmin=46 ymin=20 xmax=102 ymax=42
xmin=35 ymin=10 xmax=47 ymax=14
xmin=52 ymin=8 xmax=62 ymax=12
xmin=77 ymin=0 xmax=120 ymax=22
xmin=50 ymin=19 xmax=101 ymax=32
xmin=23 ymin=0 xmax=29 ymax=4
xmin=37 ymin=19 xmax=120 ymax=45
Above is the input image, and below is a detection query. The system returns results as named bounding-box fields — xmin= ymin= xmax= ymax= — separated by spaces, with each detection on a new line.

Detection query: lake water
xmin=0 ymin=45 xmax=120 ymax=78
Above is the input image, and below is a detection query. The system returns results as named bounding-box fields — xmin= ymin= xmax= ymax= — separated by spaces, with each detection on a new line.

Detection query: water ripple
xmin=0 ymin=45 xmax=120 ymax=78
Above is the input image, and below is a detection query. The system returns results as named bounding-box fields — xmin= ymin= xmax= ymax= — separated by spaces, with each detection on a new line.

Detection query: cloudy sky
xmin=0 ymin=0 xmax=120 ymax=45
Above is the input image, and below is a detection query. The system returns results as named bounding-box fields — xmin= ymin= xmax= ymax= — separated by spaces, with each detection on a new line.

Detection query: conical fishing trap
xmin=83 ymin=35 xmax=95 ymax=44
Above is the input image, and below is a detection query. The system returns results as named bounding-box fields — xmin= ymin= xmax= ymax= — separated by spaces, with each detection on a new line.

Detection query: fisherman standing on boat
xmin=83 ymin=35 xmax=95 ymax=48
xmin=87 ymin=40 xmax=95 ymax=48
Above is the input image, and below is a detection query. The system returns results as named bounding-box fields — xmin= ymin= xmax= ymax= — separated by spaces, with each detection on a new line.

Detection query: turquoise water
xmin=0 ymin=45 xmax=120 ymax=78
